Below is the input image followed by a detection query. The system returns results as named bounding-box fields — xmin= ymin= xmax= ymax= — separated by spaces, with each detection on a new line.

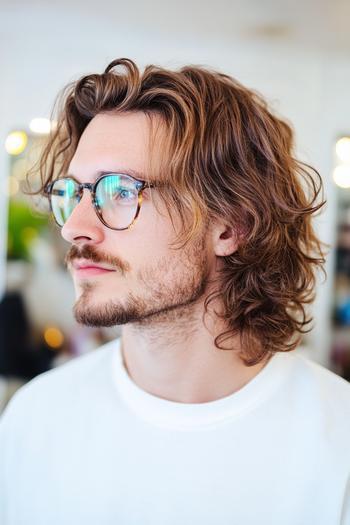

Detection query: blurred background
xmin=1 ymin=0 xmax=350 ymax=411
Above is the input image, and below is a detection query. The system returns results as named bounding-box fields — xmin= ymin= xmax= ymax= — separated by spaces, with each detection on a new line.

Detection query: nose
xmin=61 ymin=189 xmax=105 ymax=245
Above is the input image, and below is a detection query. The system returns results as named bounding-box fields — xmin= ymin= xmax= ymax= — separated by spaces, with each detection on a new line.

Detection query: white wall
xmin=1 ymin=5 xmax=349 ymax=365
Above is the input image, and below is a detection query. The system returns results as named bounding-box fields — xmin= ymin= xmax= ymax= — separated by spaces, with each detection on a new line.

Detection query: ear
xmin=211 ymin=222 xmax=239 ymax=257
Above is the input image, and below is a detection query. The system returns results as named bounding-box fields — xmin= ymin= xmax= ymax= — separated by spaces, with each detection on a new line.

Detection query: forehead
xmin=68 ymin=111 xmax=153 ymax=182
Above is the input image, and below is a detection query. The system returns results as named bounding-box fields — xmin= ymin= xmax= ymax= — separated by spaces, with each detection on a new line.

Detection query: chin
xmin=73 ymin=301 xmax=137 ymax=328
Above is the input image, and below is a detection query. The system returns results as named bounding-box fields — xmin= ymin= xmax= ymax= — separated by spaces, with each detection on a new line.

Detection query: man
xmin=0 ymin=58 xmax=349 ymax=524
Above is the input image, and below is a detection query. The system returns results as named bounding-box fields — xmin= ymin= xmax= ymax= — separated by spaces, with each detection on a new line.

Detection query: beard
xmin=71 ymin=234 xmax=211 ymax=328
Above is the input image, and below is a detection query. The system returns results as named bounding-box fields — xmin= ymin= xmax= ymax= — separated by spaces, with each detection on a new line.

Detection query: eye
xmin=115 ymin=188 xmax=138 ymax=204
xmin=120 ymin=189 xmax=134 ymax=199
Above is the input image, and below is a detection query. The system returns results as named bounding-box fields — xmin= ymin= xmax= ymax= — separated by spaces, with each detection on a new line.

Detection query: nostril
xmin=73 ymin=235 xmax=94 ymax=243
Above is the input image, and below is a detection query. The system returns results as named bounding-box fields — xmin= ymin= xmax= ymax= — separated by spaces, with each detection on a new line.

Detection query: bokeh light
xmin=5 ymin=131 xmax=28 ymax=155
xmin=29 ymin=118 xmax=54 ymax=135
xmin=333 ymin=165 xmax=350 ymax=188
xmin=44 ymin=327 xmax=64 ymax=349
xmin=336 ymin=137 xmax=350 ymax=163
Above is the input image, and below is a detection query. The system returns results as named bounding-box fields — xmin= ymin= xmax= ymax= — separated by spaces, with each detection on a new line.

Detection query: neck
xmin=120 ymin=301 xmax=267 ymax=404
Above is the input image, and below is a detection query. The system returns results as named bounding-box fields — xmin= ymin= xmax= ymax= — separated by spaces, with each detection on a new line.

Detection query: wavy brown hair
xmin=35 ymin=58 xmax=327 ymax=365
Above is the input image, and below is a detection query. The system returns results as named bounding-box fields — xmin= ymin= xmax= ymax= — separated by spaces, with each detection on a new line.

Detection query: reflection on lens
xmin=51 ymin=178 xmax=79 ymax=226
xmin=96 ymin=174 xmax=139 ymax=229
xmin=96 ymin=175 xmax=121 ymax=207
xmin=49 ymin=174 xmax=142 ymax=230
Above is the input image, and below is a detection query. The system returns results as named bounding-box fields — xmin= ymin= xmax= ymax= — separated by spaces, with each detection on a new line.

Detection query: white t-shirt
xmin=0 ymin=338 xmax=350 ymax=525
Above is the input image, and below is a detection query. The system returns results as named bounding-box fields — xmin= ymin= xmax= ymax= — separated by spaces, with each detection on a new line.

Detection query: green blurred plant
xmin=7 ymin=200 xmax=48 ymax=261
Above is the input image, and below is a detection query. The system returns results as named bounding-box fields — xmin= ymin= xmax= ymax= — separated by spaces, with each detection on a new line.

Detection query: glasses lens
xmin=95 ymin=174 xmax=140 ymax=229
xmin=50 ymin=178 xmax=80 ymax=226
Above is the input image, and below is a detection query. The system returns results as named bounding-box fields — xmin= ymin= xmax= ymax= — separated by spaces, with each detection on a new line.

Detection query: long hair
xmin=35 ymin=58 xmax=327 ymax=365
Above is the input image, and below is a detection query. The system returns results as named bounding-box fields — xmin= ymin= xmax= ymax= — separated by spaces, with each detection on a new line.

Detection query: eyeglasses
xmin=44 ymin=173 xmax=155 ymax=230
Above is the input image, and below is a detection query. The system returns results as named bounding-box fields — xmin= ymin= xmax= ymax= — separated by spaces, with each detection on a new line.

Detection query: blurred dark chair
xmin=0 ymin=291 xmax=53 ymax=379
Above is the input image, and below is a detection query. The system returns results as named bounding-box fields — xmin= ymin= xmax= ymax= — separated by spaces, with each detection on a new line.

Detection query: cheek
xmin=104 ymin=207 xmax=176 ymax=267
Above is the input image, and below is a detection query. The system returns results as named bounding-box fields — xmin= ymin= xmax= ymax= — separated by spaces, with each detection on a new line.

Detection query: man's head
xmin=61 ymin=110 xmax=214 ymax=332
xmin=38 ymin=58 xmax=326 ymax=365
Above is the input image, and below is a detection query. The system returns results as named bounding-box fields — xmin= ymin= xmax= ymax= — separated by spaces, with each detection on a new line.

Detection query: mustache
xmin=65 ymin=245 xmax=130 ymax=275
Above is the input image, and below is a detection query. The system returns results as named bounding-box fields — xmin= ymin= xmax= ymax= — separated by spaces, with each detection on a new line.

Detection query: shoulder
xmin=282 ymin=351 xmax=350 ymax=435
xmin=291 ymin=351 xmax=350 ymax=404
xmin=0 ymin=339 xmax=119 ymax=424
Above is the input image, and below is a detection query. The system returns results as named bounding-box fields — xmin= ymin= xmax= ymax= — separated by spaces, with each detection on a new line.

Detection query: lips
xmin=71 ymin=259 xmax=116 ymax=277
xmin=71 ymin=258 xmax=114 ymax=270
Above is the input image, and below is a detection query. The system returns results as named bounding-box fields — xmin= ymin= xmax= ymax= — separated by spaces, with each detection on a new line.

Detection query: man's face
xmin=62 ymin=111 xmax=214 ymax=327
